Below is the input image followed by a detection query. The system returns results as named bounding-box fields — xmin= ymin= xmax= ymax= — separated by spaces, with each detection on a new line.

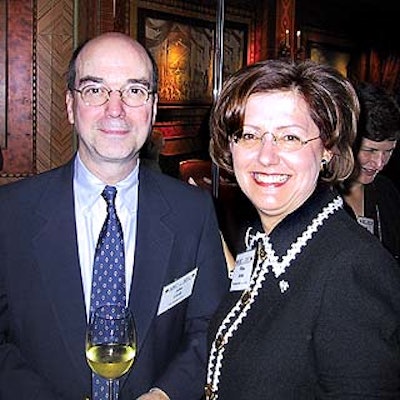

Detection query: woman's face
xmin=356 ymin=138 xmax=397 ymax=185
xmin=230 ymin=91 xmax=331 ymax=232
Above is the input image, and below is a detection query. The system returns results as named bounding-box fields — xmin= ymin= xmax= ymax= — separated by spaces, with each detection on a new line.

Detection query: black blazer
xmin=207 ymin=188 xmax=400 ymax=399
xmin=362 ymin=175 xmax=400 ymax=262
xmin=0 ymin=159 xmax=229 ymax=399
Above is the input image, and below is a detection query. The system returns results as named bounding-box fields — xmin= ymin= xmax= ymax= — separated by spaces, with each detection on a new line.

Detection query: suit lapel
xmin=32 ymin=162 xmax=89 ymax=386
xmin=129 ymin=167 xmax=174 ymax=351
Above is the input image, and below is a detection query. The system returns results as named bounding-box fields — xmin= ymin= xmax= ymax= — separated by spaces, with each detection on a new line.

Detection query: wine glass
xmin=86 ymin=305 xmax=137 ymax=400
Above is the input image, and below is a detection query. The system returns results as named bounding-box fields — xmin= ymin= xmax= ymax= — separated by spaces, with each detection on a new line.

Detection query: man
xmin=0 ymin=32 xmax=228 ymax=399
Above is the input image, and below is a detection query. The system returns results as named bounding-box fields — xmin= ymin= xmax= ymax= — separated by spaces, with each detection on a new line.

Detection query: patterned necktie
xmin=90 ymin=185 xmax=126 ymax=400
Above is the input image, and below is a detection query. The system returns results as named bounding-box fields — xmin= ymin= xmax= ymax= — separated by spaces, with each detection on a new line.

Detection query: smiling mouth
xmin=98 ymin=121 xmax=130 ymax=132
xmin=99 ymin=126 xmax=129 ymax=136
xmin=361 ymin=167 xmax=378 ymax=175
xmin=253 ymin=173 xmax=289 ymax=184
xmin=102 ymin=129 xmax=126 ymax=133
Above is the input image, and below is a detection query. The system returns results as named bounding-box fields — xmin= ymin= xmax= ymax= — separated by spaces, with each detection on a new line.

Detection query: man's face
xmin=66 ymin=34 xmax=158 ymax=175
xmin=356 ymin=138 xmax=397 ymax=185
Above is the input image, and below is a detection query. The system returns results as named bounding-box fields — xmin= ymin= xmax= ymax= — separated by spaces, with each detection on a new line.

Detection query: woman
xmin=205 ymin=59 xmax=400 ymax=399
xmin=339 ymin=82 xmax=400 ymax=262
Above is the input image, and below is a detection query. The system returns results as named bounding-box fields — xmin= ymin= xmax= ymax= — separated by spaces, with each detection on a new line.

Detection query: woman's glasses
xmin=232 ymin=127 xmax=321 ymax=152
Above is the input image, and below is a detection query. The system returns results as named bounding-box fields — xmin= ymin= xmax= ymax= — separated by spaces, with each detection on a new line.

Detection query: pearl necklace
xmin=205 ymin=196 xmax=343 ymax=400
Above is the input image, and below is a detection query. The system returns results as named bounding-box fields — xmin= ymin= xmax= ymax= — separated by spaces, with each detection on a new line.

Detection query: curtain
xmin=368 ymin=49 xmax=400 ymax=95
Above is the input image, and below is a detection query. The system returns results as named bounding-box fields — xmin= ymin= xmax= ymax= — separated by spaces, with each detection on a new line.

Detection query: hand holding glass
xmin=86 ymin=305 xmax=136 ymax=400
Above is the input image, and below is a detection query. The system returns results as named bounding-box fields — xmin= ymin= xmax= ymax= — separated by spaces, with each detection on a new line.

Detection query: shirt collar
xmin=73 ymin=154 xmax=139 ymax=214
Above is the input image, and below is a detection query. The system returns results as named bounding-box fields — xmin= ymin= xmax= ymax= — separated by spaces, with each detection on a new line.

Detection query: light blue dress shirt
xmin=73 ymin=154 xmax=139 ymax=319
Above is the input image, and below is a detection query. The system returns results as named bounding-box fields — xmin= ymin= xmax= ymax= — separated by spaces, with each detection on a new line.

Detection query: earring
xmin=320 ymin=158 xmax=328 ymax=173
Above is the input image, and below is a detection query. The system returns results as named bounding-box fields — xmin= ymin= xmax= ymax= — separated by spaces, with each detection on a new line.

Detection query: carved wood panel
xmin=0 ymin=0 xmax=34 ymax=183
xmin=36 ymin=0 xmax=75 ymax=173
xmin=0 ymin=0 xmax=74 ymax=185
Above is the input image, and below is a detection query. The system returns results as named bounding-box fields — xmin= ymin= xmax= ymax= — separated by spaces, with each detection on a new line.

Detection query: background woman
xmin=339 ymin=82 xmax=400 ymax=263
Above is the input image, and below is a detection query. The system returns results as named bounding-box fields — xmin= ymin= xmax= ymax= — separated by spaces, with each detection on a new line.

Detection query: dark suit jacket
xmin=342 ymin=175 xmax=400 ymax=263
xmin=360 ymin=175 xmax=400 ymax=262
xmin=0 ymin=159 xmax=229 ymax=400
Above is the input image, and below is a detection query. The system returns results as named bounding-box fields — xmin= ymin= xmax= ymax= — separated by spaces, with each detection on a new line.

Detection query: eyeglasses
xmin=73 ymin=83 xmax=154 ymax=108
xmin=232 ymin=127 xmax=321 ymax=152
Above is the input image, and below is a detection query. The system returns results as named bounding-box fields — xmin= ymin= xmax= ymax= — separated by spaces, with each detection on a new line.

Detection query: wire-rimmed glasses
xmin=74 ymin=83 xmax=154 ymax=108
xmin=232 ymin=127 xmax=321 ymax=152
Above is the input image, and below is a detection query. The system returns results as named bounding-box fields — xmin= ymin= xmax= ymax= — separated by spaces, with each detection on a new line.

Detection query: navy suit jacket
xmin=0 ymin=159 xmax=229 ymax=399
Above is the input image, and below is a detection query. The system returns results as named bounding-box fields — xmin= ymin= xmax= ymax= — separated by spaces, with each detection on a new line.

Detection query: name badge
xmin=230 ymin=249 xmax=256 ymax=292
xmin=357 ymin=216 xmax=374 ymax=235
xmin=157 ymin=268 xmax=198 ymax=315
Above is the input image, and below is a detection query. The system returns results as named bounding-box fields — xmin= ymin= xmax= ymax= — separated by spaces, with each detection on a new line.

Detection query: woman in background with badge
xmin=204 ymin=59 xmax=400 ymax=399
xmin=339 ymin=82 xmax=400 ymax=263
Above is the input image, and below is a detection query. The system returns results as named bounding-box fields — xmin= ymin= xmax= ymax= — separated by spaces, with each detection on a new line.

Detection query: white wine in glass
xmin=86 ymin=305 xmax=137 ymax=399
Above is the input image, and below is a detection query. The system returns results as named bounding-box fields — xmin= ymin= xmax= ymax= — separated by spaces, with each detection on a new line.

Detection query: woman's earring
xmin=320 ymin=157 xmax=333 ymax=178
xmin=320 ymin=158 xmax=328 ymax=173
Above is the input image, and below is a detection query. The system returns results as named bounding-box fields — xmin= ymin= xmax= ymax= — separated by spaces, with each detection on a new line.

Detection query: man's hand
xmin=136 ymin=388 xmax=170 ymax=400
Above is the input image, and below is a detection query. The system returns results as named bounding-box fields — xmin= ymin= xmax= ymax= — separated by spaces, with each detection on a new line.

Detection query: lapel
xmin=129 ymin=167 xmax=175 ymax=351
xmin=32 ymin=160 xmax=89 ymax=386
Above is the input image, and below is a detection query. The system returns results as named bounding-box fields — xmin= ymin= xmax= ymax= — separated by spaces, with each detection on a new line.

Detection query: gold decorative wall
xmin=134 ymin=0 xmax=256 ymax=160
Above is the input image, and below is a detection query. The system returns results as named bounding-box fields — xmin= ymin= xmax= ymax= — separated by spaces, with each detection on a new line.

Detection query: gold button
xmin=259 ymin=246 xmax=267 ymax=261
xmin=204 ymin=384 xmax=215 ymax=399
xmin=241 ymin=290 xmax=250 ymax=304
xmin=215 ymin=334 xmax=225 ymax=349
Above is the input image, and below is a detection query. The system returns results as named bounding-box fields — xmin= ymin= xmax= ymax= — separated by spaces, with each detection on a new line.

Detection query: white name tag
xmin=357 ymin=216 xmax=374 ymax=235
xmin=230 ymin=249 xmax=256 ymax=292
xmin=157 ymin=268 xmax=198 ymax=315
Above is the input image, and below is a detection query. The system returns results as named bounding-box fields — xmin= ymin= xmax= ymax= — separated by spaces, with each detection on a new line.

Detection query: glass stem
xmin=108 ymin=379 xmax=114 ymax=400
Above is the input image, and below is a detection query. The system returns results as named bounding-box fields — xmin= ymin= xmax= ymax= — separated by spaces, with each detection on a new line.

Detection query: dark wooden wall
xmin=0 ymin=0 xmax=75 ymax=185
xmin=0 ymin=1 xmax=35 ymax=182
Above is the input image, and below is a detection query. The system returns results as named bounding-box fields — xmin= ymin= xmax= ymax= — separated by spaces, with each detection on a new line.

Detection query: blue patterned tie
xmin=90 ymin=186 xmax=126 ymax=400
